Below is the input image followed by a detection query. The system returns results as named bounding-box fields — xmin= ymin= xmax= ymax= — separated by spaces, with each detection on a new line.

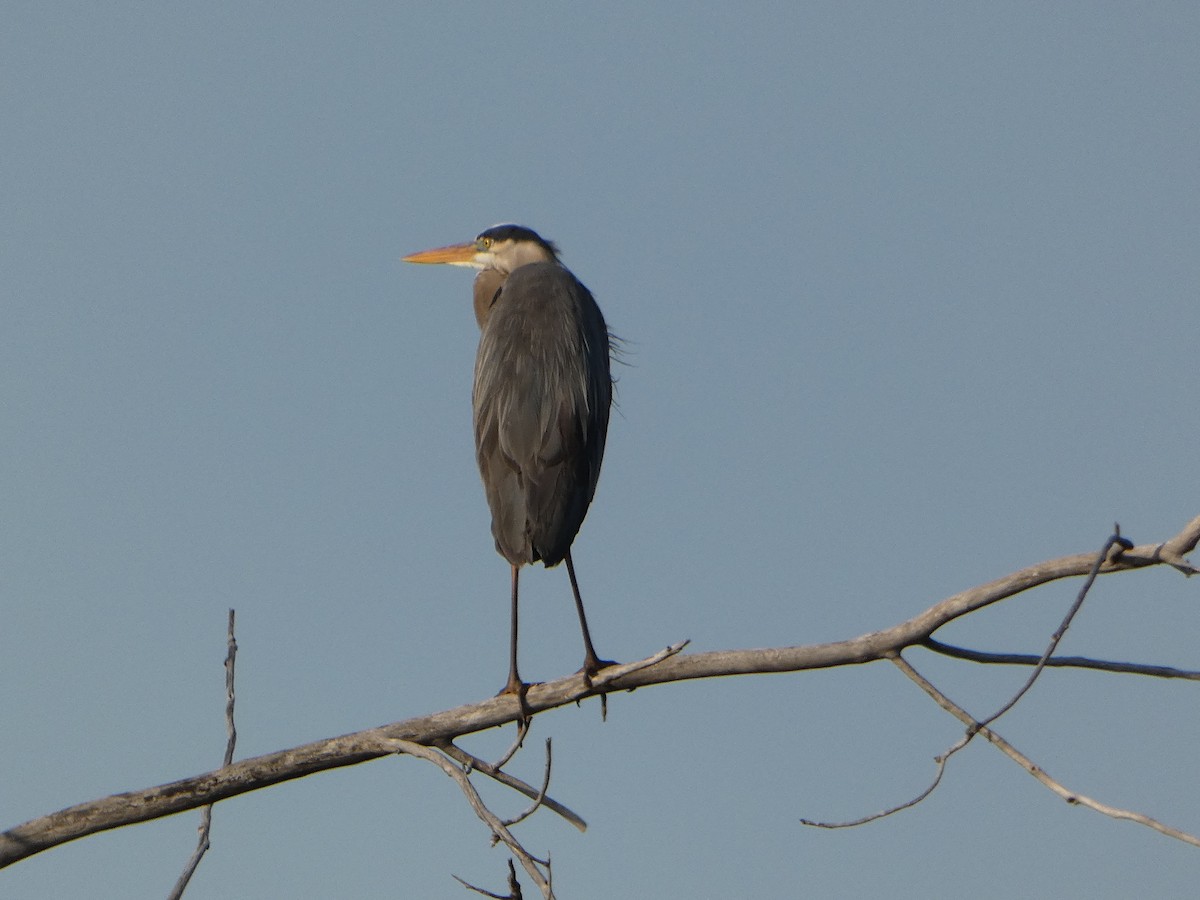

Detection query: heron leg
xmin=564 ymin=549 xmax=616 ymax=680
xmin=499 ymin=565 xmax=532 ymax=720
xmin=501 ymin=564 xmax=525 ymax=691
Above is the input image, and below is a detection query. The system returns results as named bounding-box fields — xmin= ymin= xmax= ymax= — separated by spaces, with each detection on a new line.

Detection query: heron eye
xmin=477 ymin=237 xmax=492 ymax=250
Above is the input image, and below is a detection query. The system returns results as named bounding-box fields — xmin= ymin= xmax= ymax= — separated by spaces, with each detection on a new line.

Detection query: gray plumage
xmin=473 ymin=260 xmax=611 ymax=568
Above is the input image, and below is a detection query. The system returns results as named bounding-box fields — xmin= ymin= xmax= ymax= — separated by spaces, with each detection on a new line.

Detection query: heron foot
xmin=577 ymin=654 xmax=619 ymax=690
xmin=575 ymin=656 xmax=617 ymax=721
xmin=497 ymin=675 xmax=533 ymax=724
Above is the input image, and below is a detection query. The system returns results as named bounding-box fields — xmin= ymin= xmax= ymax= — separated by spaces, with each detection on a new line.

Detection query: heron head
xmin=403 ymin=224 xmax=559 ymax=274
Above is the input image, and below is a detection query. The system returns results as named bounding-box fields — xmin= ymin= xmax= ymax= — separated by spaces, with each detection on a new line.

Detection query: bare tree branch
xmin=2 ymin=516 xmax=1196 ymax=869
xmin=805 ymin=529 xmax=1124 ymax=829
xmin=890 ymin=653 xmax=1200 ymax=848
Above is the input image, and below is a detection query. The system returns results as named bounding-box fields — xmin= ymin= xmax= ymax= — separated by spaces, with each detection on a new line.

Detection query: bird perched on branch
xmin=404 ymin=224 xmax=615 ymax=698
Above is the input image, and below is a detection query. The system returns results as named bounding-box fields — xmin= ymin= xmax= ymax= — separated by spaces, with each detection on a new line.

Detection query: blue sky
xmin=3 ymin=3 xmax=1198 ymax=897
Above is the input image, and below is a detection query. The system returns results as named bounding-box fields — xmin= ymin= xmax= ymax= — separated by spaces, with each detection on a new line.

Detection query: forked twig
xmin=891 ymin=652 xmax=1200 ymax=847
xmin=385 ymin=739 xmax=554 ymax=899
xmin=440 ymin=743 xmax=587 ymax=832
xmin=804 ymin=529 xmax=1175 ymax=831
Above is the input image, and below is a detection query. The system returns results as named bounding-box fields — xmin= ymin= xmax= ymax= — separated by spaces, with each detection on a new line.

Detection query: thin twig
xmin=491 ymin=716 xmax=530 ymax=771
xmin=440 ymin=743 xmax=587 ymax=832
xmin=586 ymin=640 xmax=690 ymax=721
xmin=453 ymin=858 xmax=524 ymax=899
xmin=222 ymin=610 xmax=237 ymax=767
xmin=589 ymin=640 xmax=689 ymax=690
xmin=891 ymin=652 xmax=1200 ymax=847
xmin=502 ymin=740 xmax=553 ymax=828
xmin=167 ymin=609 xmax=238 ymax=900
xmin=922 ymin=638 xmax=1200 ymax=680
xmin=801 ymin=753 xmax=949 ymax=828
xmin=978 ymin=530 xmax=1130 ymax=729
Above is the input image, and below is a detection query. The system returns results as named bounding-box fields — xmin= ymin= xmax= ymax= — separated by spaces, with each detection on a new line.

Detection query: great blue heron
xmin=403 ymin=224 xmax=614 ymax=698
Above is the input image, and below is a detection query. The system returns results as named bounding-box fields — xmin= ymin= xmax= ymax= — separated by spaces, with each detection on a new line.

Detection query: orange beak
xmin=402 ymin=241 xmax=478 ymax=265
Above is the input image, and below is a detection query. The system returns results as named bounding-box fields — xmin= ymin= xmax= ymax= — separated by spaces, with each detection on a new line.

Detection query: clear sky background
xmin=3 ymin=3 xmax=1198 ymax=898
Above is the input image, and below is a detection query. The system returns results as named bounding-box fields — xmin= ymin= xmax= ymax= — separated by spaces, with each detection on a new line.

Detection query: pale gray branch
xmin=2 ymin=515 xmax=1196 ymax=869
xmin=891 ymin=653 xmax=1200 ymax=848
xmin=808 ymin=531 xmax=1191 ymax=834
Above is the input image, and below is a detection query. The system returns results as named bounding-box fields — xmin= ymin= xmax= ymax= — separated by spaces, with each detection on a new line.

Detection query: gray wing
xmin=472 ymin=262 xmax=612 ymax=567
